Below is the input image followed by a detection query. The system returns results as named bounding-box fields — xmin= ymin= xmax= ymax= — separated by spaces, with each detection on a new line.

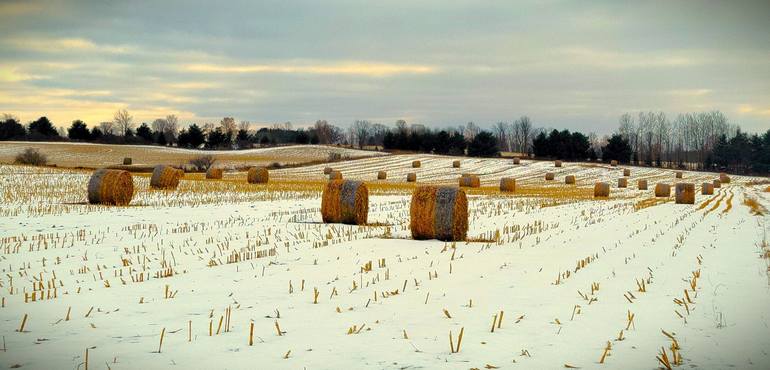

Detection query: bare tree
xmin=370 ymin=123 xmax=389 ymax=148
xmin=351 ymin=120 xmax=372 ymax=149
xmin=99 ymin=121 xmax=114 ymax=135
xmin=220 ymin=117 xmax=237 ymax=135
xmin=314 ymin=120 xmax=332 ymax=144
xmin=464 ymin=122 xmax=479 ymax=141
xmin=395 ymin=119 xmax=408 ymax=135
xmin=239 ymin=120 xmax=251 ymax=132
xmin=493 ymin=121 xmax=508 ymax=152
xmin=113 ymin=109 xmax=133 ymax=136
xmin=164 ymin=114 xmax=178 ymax=143
xmin=513 ymin=116 xmax=532 ymax=154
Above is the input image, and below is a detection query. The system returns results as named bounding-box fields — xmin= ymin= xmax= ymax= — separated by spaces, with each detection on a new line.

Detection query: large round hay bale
xmin=150 ymin=165 xmax=184 ymax=189
xmin=321 ymin=180 xmax=368 ymax=225
xmin=328 ymin=170 xmax=342 ymax=180
xmin=701 ymin=182 xmax=714 ymax=195
xmin=719 ymin=173 xmax=731 ymax=183
xmin=610 ymin=160 xmax=618 ymax=167
xmin=565 ymin=175 xmax=576 ymax=184
xmin=123 ymin=157 xmax=132 ymax=165
xmin=713 ymin=179 xmax=721 ymax=188
xmin=459 ymin=175 xmax=480 ymax=188
xmin=623 ymin=169 xmax=631 ymax=177
xmin=594 ymin=182 xmax=610 ymax=197
xmin=452 ymin=160 xmax=461 ymax=168
xmin=545 ymin=172 xmax=555 ymax=181
xmin=618 ymin=178 xmax=628 ymax=188
xmin=500 ymin=177 xmax=516 ymax=192
xmin=412 ymin=160 xmax=421 ymax=168
xmin=377 ymin=171 xmax=387 ymax=180
xmin=675 ymin=183 xmax=695 ymax=204
xmin=554 ymin=160 xmax=562 ymax=167
xmin=675 ymin=171 xmax=683 ymax=179
xmin=655 ymin=183 xmax=671 ymax=197
xmin=513 ymin=158 xmax=521 ymax=165
xmin=410 ymin=186 xmax=468 ymax=241
xmin=206 ymin=167 xmax=223 ymax=179
xmin=87 ymin=169 xmax=134 ymax=206
xmin=247 ymin=167 xmax=269 ymax=184
xmin=407 ymin=173 xmax=417 ymax=182
xmin=637 ymin=179 xmax=648 ymax=190
xmin=323 ymin=167 xmax=333 ymax=175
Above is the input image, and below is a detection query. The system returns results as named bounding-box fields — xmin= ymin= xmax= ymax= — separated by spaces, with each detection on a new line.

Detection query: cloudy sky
xmin=1 ymin=0 xmax=768 ymax=133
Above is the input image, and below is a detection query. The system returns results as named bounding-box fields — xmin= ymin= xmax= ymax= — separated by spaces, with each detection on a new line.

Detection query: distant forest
xmin=1 ymin=110 xmax=768 ymax=175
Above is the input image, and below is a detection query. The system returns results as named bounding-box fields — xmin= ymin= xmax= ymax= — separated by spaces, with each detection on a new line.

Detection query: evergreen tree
xmin=67 ymin=120 xmax=90 ymax=141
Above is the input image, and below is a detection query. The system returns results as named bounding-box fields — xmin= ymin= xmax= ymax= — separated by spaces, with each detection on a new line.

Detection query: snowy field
xmin=1 ymin=154 xmax=769 ymax=369
xmin=0 ymin=142 xmax=387 ymax=168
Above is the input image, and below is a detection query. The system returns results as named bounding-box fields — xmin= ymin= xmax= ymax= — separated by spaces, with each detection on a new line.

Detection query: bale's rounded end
xmin=88 ymin=169 xmax=134 ymax=206
xmin=150 ymin=165 xmax=184 ymax=189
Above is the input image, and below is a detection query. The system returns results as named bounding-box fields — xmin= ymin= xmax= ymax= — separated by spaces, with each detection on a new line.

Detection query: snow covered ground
xmin=0 ymin=158 xmax=768 ymax=369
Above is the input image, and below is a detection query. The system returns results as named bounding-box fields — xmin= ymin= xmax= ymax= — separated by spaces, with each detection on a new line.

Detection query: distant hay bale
xmin=377 ymin=171 xmax=387 ymax=180
xmin=410 ymin=186 xmax=468 ymax=241
xmin=150 ymin=165 xmax=184 ymax=189
xmin=719 ymin=173 xmax=731 ymax=183
xmin=702 ymin=182 xmax=714 ymax=195
xmin=500 ymin=177 xmax=516 ymax=192
xmin=638 ymin=179 xmax=648 ymax=190
xmin=594 ymin=182 xmax=610 ymax=197
xmin=565 ymin=175 xmax=576 ymax=184
xmin=453 ymin=160 xmax=461 ymax=168
xmin=123 ymin=157 xmax=132 ymax=165
xmin=412 ymin=160 xmax=421 ymax=168
xmin=610 ymin=160 xmax=618 ymax=167
xmin=407 ymin=173 xmax=417 ymax=182
xmin=623 ymin=169 xmax=631 ymax=176
xmin=675 ymin=171 xmax=683 ymax=179
xmin=554 ymin=160 xmax=562 ymax=167
xmin=247 ymin=167 xmax=269 ymax=184
xmin=321 ymin=180 xmax=368 ymax=225
xmin=675 ymin=183 xmax=695 ymax=204
xmin=328 ymin=170 xmax=342 ymax=180
xmin=206 ymin=167 xmax=223 ymax=179
xmin=513 ymin=158 xmax=521 ymax=165
xmin=713 ymin=179 xmax=721 ymax=188
xmin=87 ymin=169 xmax=134 ymax=206
xmin=323 ymin=167 xmax=333 ymax=175
xmin=618 ymin=178 xmax=628 ymax=188
xmin=655 ymin=183 xmax=671 ymax=197
xmin=459 ymin=175 xmax=480 ymax=187
xmin=545 ymin=172 xmax=555 ymax=181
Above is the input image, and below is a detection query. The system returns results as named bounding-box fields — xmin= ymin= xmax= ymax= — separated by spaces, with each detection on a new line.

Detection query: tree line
xmin=1 ymin=109 xmax=767 ymax=174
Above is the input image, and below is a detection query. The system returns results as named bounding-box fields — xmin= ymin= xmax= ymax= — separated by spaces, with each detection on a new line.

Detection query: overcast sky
xmin=1 ymin=0 xmax=768 ymax=133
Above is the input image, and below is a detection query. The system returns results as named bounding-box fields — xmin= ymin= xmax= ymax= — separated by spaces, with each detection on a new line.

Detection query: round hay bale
xmin=701 ymin=182 xmax=714 ymax=195
xmin=452 ymin=160 xmax=461 ymax=168
xmin=637 ymin=179 xmax=648 ymax=190
xmin=407 ymin=173 xmax=417 ymax=182
xmin=87 ymin=169 xmax=134 ymax=206
xmin=459 ymin=175 xmax=480 ymax=188
xmin=513 ymin=158 xmax=521 ymax=165
xmin=713 ymin=179 xmax=721 ymax=188
xmin=206 ymin=167 xmax=223 ymax=179
xmin=321 ymin=180 xmax=368 ymax=225
xmin=123 ymin=157 xmax=132 ymax=165
xmin=719 ymin=173 xmax=731 ymax=183
xmin=150 ymin=165 xmax=184 ymax=189
xmin=412 ymin=160 xmax=421 ymax=168
xmin=328 ymin=170 xmax=342 ymax=180
xmin=500 ymin=177 xmax=516 ymax=192
xmin=594 ymin=182 xmax=610 ymax=197
xmin=410 ymin=186 xmax=468 ymax=241
xmin=247 ymin=167 xmax=269 ymax=184
xmin=323 ymin=167 xmax=333 ymax=175
xmin=675 ymin=183 xmax=695 ymax=204
xmin=610 ymin=160 xmax=618 ymax=167
xmin=565 ymin=175 xmax=576 ymax=184
xmin=618 ymin=178 xmax=628 ymax=188
xmin=554 ymin=160 xmax=562 ymax=167
xmin=675 ymin=171 xmax=683 ymax=179
xmin=545 ymin=172 xmax=555 ymax=181
xmin=623 ymin=169 xmax=631 ymax=177
xmin=377 ymin=171 xmax=387 ymax=180
xmin=655 ymin=183 xmax=671 ymax=197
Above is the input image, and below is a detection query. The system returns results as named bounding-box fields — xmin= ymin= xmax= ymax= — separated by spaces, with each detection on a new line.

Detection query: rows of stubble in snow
xmin=0 ymin=160 xmax=768 ymax=369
